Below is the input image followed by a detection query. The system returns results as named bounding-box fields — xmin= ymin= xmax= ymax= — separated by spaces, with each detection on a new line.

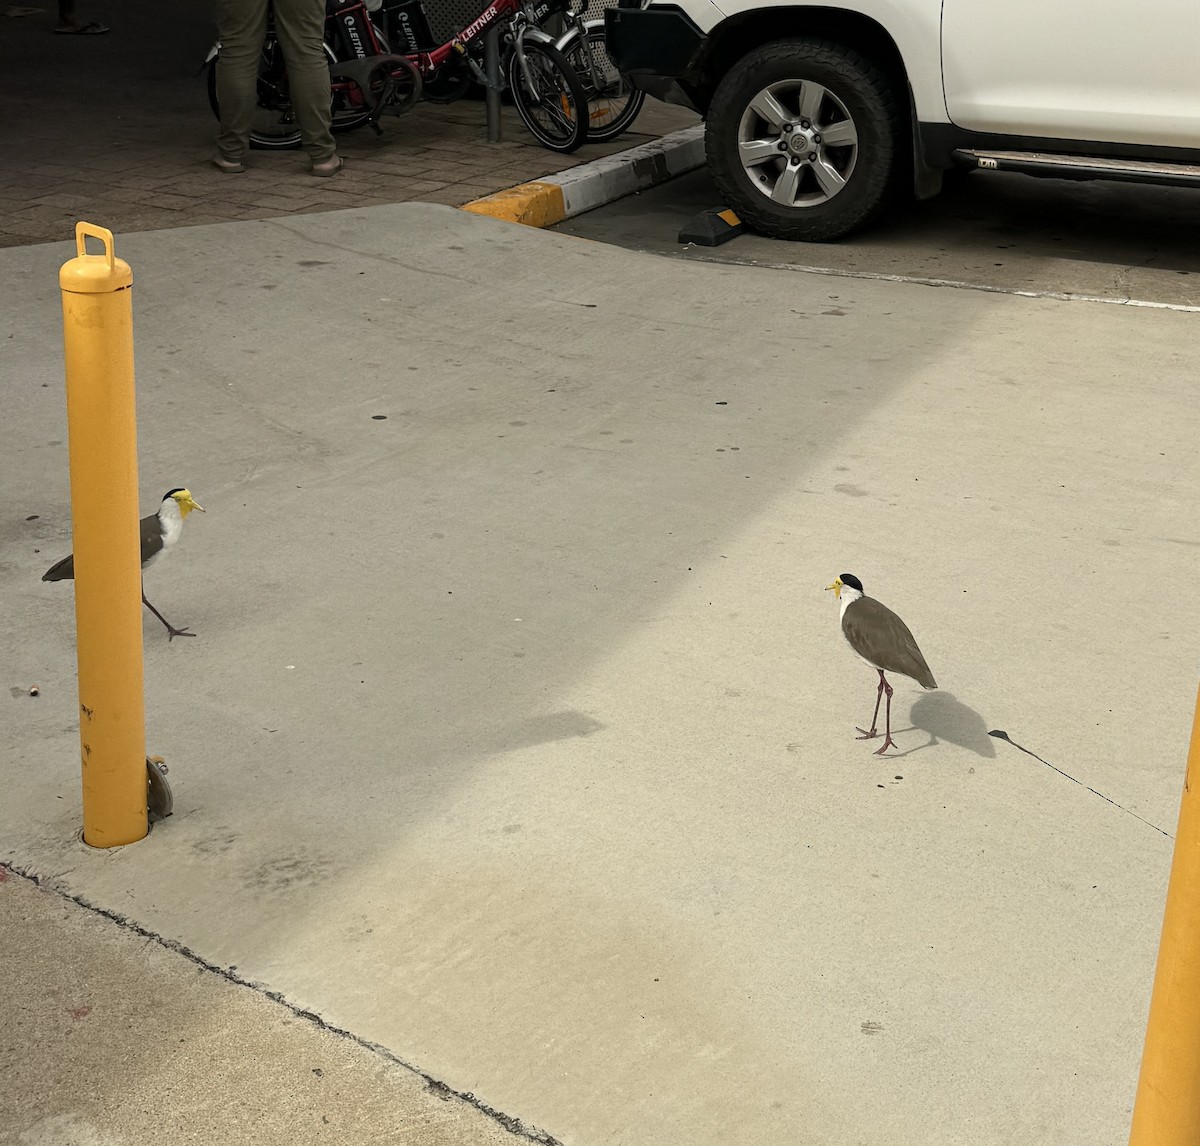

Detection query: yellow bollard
xmin=59 ymin=222 xmax=147 ymax=848
xmin=1130 ymin=683 xmax=1200 ymax=1144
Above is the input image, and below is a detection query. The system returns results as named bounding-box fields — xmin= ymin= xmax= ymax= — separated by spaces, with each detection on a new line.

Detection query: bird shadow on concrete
xmin=486 ymin=710 xmax=606 ymax=755
xmin=900 ymin=691 xmax=996 ymax=758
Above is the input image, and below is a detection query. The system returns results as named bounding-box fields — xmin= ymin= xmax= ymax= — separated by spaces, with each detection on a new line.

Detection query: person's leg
xmin=271 ymin=0 xmax=338 ymax=168
xmin=56 ymin=0 xmax=110 ymax=33
xmin=213 ymin=0 xmax=270 ymax=165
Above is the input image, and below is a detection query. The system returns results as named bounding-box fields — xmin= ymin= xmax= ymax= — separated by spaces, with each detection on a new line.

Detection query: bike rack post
xmin=484 ymin=23 xmax=502 ymax=142
xmin=58 ymin=222 xmax=148 ymax=848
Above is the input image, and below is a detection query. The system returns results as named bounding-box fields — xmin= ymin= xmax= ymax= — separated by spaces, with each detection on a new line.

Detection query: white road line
xmin=683 ymin=252 xmax=1200 ymax=311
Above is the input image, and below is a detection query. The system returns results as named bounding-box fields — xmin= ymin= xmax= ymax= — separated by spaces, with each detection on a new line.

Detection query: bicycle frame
xmin=550 ymin=7 xmax=607 ymax=92
xmin=204 ymin=0 xmax=562 ymax=129
xmin=404 ymin=0 xmax=556 ymax=95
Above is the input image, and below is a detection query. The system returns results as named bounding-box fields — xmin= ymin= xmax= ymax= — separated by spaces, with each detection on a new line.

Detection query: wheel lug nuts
xmin=777 ymin=141 xmax=788 ymax=151
xmin=807 ymin=152 xmax=817 ymax=161
xmin=800 ymin=119 xmax=810 ymax=129
xmin=813 ymin=133 xmax=822 ymax=143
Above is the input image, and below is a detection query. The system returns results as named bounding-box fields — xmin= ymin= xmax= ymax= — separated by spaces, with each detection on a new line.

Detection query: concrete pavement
xmin=555 ymin=167 xmax=1200 ymax=308
xmin=3 ymin=203 xmax=1200 ymax=1144
xmin=0 ymin=867 xmax=523 ymax=1146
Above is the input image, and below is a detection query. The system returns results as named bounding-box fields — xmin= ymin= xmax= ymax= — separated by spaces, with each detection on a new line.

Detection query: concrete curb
xmin=462 ymin=124 xmax=705 ymax=227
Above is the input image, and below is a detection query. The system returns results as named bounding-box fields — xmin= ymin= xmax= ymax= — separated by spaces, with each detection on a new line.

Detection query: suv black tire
xmin=706 ymin=38 xmax=903 ymax=242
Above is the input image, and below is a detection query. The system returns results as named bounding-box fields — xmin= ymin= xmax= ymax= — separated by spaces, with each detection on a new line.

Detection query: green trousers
xmin=214 ymin=0 xmax=337 ymax=163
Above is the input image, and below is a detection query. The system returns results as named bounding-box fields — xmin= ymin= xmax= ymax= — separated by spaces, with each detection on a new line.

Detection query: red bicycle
xmin=205 ymin=0 xmax=589 ymax=153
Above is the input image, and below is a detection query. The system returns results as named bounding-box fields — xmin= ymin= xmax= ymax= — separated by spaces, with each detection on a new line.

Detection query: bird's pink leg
xmin=142 ymin=586 xmax=195 ymax=641
xmin=874 ymin=673 xmax=898 ymax=754
xmin=856 ymin=670 xmax=886 ymax=739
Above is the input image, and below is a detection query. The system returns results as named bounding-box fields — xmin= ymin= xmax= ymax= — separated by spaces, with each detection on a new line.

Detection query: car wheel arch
xmin=691 ymin=10 xmax=944 ymax=203
xmin=692 ymin=7 xmax=911 ymax=114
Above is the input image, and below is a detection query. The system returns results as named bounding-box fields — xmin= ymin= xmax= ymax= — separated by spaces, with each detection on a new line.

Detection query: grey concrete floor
xmin=555 ymin=166 xmax=1200 ymax=307
xmin=0 ymin=867 xmax=523 ymax=1146
xmin=3 ymin=203 xmax=1199 ymax=1145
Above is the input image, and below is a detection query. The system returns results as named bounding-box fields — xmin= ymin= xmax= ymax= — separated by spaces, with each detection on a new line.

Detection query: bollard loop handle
xmin=75 ymin=222 xmax=116 ymax=271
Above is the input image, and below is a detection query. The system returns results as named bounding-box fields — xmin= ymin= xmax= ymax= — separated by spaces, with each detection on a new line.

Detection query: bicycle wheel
xmin=207 ymin=42 xmax=377 ymax=150
xmin=507 ymin=39 xmax=587 ymax=153
xmin=562 ymin=26 xmax=644 ymax=142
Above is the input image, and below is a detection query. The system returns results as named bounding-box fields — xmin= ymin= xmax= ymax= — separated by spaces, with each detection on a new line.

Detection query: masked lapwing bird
xmin=42 ymin=488 xmax=205 ymax=641
xmin=826 ymin=573 xmax=937 ymax=755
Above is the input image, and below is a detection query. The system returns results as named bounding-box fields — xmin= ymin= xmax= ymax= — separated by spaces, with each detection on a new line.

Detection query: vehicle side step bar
xmin=952 ymin=148 xmax=1200 ymax=187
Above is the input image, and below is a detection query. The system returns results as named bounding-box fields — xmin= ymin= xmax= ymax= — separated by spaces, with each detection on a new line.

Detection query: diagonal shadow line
xmin=988 ymin=729 xmax=1173 ymax=839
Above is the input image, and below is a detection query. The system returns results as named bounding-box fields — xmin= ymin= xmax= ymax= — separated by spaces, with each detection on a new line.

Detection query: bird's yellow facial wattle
xmin=172 ymin=489 xmax=205 ymax=517
xmin=826 ymin=577 xmax=843 ymax=600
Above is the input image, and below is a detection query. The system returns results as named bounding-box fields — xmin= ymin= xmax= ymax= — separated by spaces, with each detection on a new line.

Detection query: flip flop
xmin=311 ymin=155 xmax=343 ymax=178
xmin=211 ymin=155 xmax=245 ymax=174
xmin=55 ymin=20 xmax=109 ymax=32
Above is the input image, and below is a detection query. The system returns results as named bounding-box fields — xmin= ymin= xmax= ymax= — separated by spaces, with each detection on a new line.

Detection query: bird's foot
xmin=855 ymin=726 xmax=879 ymax=740
xmin=872 ymin=734 xmax=898 ymax=756
xmin=166 ymin=625 xmax=195 ymax=641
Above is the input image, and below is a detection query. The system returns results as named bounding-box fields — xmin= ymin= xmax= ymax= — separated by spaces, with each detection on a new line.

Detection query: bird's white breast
xmin=161 ymin=499 xmax=183 ymax=545
xmin=145 ymin=498 xmax=184 ymax=569
xmin=837 ymin=586 xmax=864 ymax=623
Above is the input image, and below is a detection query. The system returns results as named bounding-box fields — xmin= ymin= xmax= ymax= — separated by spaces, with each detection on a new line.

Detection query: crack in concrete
xmin=1 ymin=860 xmax=564 ymax=1146
xmin=264 ymin=217 xmax=483 ymax=288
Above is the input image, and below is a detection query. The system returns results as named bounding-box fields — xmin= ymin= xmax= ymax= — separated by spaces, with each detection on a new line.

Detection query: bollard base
xmin=147 ymin=756 xmax=173 ymax=822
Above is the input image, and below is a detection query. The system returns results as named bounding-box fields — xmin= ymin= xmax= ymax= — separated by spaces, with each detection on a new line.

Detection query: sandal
xmin=55 ymin=20 xmax=109 ymax=32
xmin=211 ymin=155 xmax=245 ymax=174
xmin=311 ymin=155 xmax=343 ymax=178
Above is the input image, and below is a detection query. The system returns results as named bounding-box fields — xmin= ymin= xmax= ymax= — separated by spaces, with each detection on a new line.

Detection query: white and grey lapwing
xmin=826 ymin=573 xmax=937 ymax=754
xmin=43 ymin=488 xmax=205 ymax=641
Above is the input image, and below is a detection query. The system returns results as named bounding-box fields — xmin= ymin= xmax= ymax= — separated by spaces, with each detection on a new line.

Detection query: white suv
xmin=605 ymin=0 xmax=1200 ymax=240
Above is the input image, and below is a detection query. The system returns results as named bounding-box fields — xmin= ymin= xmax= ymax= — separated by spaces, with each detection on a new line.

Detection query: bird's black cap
xmin=840 ymin=573 xmax=863 ymax=592
xmin=163 ymin=488 xmax=186 ymax=499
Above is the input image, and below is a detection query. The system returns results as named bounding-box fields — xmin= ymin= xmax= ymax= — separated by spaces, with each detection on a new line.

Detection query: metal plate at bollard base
xmin=147 ymin=756 xmax=173 ymax=823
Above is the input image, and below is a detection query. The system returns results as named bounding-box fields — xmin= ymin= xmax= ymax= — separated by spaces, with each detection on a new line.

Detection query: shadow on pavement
xmin=557 ymin=165 xmax=1200 ymax=306
xmin=910 ymin=690 xmax=996 ymax=758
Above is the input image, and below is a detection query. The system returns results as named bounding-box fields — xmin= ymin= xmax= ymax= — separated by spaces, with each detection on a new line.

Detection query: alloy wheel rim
xmin=736 ymin=79 xmax=859 ymax=209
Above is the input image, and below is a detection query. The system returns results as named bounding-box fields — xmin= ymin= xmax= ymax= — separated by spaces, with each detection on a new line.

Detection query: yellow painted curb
xmin=461 ymin=181 xmax=566 ymax=228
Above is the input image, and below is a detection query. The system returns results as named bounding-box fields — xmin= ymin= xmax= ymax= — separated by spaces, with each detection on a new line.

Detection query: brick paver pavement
xmin=0 ymin=0 xmax=697 ymax=248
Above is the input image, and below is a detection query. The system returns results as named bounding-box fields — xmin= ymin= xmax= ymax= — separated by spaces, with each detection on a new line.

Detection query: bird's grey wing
xmin=140 ymin=512 xmax=164 ymax=564
xmin=43 ymin=511 xmax=162 ymax=582
xmin=843 ymin=597 xmax=937 ymax=688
